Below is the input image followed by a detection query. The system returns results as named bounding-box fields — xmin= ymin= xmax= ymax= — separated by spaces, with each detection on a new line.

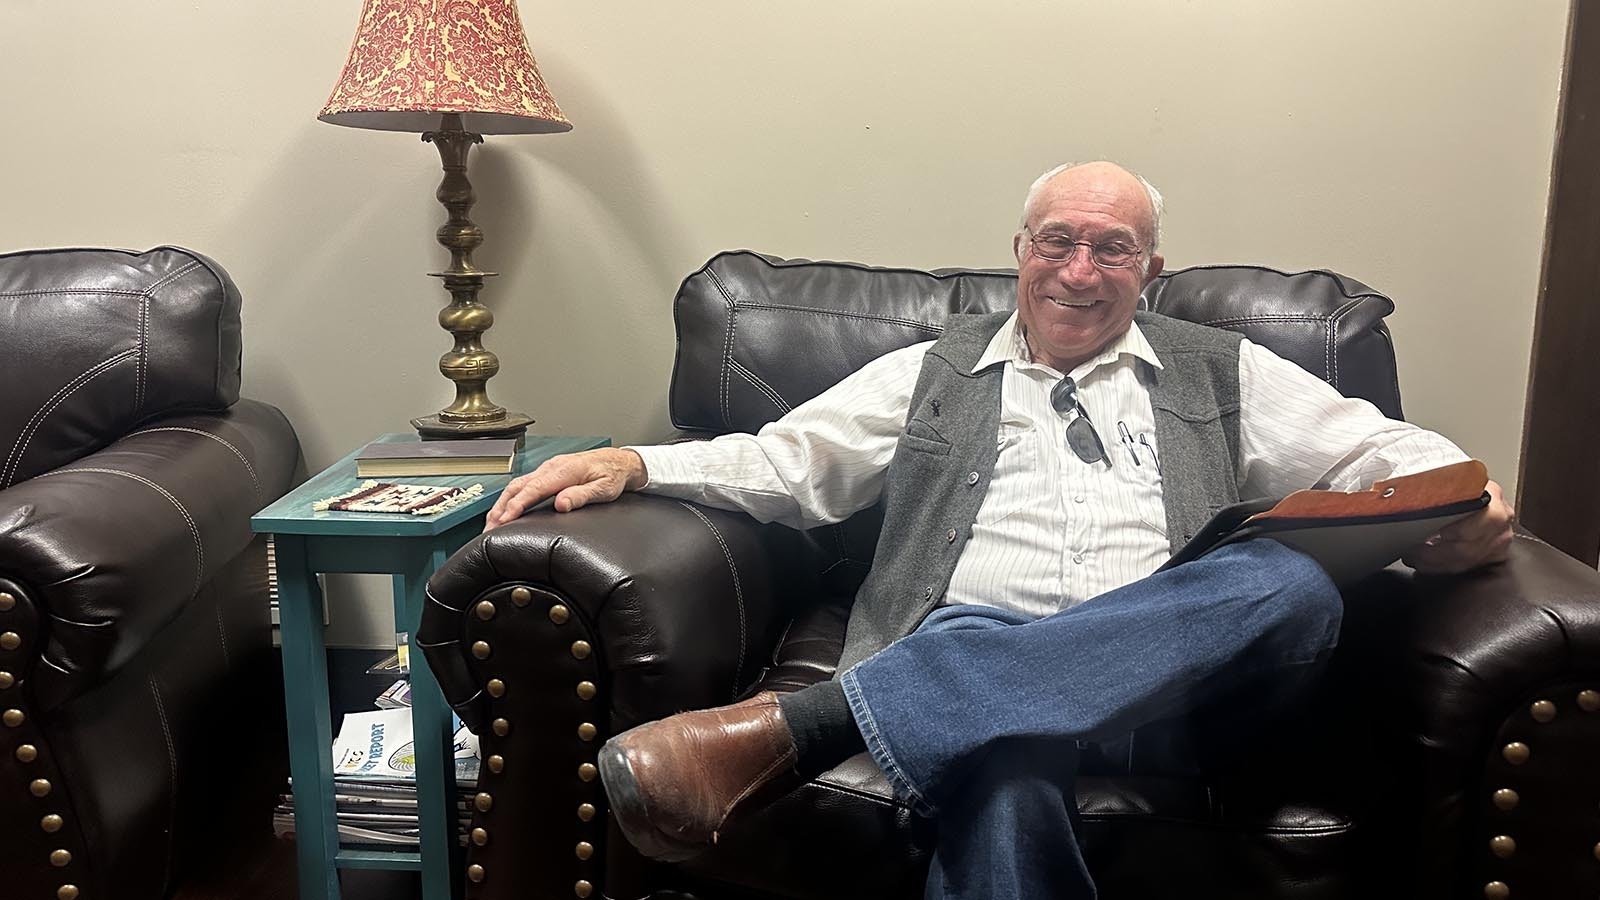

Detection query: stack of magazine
xmin=274 ymin=650 xmax=481 ymax=848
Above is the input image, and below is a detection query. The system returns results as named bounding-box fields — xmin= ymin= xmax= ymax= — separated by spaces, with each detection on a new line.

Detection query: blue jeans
xmin=837 ymin=539 xmax=1343 ymax=900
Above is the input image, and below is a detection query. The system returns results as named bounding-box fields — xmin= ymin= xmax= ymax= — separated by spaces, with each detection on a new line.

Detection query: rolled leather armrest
xmin=1392 ymin=531 xmax=1600 ymax=750
xmin=421 ymin=492 xmax=803 ymax=734
xmin=1336 ymin=530 xmax=1600 ymax=893
xmin=0 ymin=399 xmax=298 ymax=711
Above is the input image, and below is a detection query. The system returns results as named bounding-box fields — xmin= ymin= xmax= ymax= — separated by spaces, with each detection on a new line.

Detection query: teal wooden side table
xmin=252 ymin=433 xmax=609 ymax=900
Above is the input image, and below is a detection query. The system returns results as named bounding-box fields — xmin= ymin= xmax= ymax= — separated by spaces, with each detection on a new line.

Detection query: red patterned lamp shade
xmin=319 ymin=0 xmax=571 ymax=135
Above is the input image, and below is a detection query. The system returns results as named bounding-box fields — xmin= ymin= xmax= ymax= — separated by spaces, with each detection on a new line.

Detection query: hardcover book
xmin=354 ymin=438 xmax=517 ymax=477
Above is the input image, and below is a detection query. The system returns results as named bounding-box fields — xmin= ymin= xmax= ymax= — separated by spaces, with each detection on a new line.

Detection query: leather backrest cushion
xmin=670 ymin=251 xmax=1402 ymax=435
xmin=0 ymin=246 xmax=242 ymax=488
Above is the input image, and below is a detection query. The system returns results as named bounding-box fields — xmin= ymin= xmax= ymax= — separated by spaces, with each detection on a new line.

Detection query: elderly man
xmin=484 ymin=161 xmax=1514 ymax=899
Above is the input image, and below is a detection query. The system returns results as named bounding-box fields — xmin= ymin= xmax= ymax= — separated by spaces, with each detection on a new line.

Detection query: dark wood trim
xmin=1518 ymin=0 xmax=1600 ymax=566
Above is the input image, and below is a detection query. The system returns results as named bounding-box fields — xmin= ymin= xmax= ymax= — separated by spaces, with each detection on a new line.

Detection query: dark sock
xmin=776 ymin=679 xmax=867 ymax=779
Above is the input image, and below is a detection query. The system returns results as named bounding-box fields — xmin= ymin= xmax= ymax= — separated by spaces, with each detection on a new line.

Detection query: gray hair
xmin=1018 ymin=162 xmax=1164 ymax=252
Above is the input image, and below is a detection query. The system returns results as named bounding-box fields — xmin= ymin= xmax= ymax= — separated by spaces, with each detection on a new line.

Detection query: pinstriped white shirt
xmin=631 ymin=314 xmax=1467 ymax=618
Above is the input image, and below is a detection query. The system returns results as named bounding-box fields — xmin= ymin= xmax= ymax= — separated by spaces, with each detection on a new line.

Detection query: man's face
xmin=1013 ymin=164 xmax=1165 ymax=372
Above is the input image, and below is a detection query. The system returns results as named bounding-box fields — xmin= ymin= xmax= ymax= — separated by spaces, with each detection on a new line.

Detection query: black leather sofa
xmin=420 ymin=251 xmax=1600 ymax=900
xmin=0 ymin=247 xmax=301 ymax=900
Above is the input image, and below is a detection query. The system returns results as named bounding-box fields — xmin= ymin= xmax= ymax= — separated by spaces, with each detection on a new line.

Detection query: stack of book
xmin=274 ymin=653 xmax=481 ymax=848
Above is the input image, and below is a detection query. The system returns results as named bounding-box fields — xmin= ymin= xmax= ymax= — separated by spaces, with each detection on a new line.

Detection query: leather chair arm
xmin=421 ymin=492 xmax=802 ymax=735
xmin=0 ymin=399 xmax=298 ymax=711
xmin=1391 ymin=531 xmax=1600 ymax=750
xmin=1335 ymin=531 xmax=1600 ymax=893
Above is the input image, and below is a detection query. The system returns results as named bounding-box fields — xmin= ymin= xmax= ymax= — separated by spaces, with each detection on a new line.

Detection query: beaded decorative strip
xmin=313 ymin=481 xmax=485 ymax=515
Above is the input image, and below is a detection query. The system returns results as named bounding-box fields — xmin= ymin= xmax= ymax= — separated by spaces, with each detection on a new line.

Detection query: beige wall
xmin=1 ymin=2 xmax=1567 ymax=644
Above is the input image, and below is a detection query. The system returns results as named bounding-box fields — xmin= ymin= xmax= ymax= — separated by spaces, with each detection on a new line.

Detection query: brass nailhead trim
xmin=467 ymin=863 xmax=485 ymax=883
xmin=50 ymin=849 xmax=71 ymax=867
xmin=1579 ymin=689 xmax=1600 ymax=713
xmin=41 ymin=814 xmax=63 ymax=833
xmin=474 ymin=793 xmax=494 ymax=812
xmin=487 ymin=754 xmax=504 ymax=774
xmin=487 ymin=679 xmax=506 ymax=698
xmin=492 ymin=718 xmax=510 ymax=737
xmin=510 ymin=587 xmax=532 ymax=607
xmin=576 ymin=681 xmax=596 ymax=701
xmin=578 ymin=723 xmax=597 ymax=742
xmin=1483 ymin=882 xmax=1509 ymax=900
xmin=576 ymin=841 xmax=593 ymax=860
xmin=58 ymin=886 xmax=80 ymax=900
xmin=475 ymin=601 xmax=497 ymax=621
xmin=549 ymin=604 xmax=571 ymax=625
xmin=1490 ymin=835 xmax=1516 ymax=858
xmin=0 ymin=671 xmax=14 ymax=689
xmin=4 ymin=708 xmax=23 ymax=727
xmin=578 ymin=763 xmax=597 ymax=782
xmin=1529 ymin=700 xmax=1556 ymax=723
xmin=575 ymin=880 xmax=593 ymax=898
xmin=30 ymin=779 xmax=52 ymax=797
xmin=1502 ymin=742 xmax=1530 ymax=765
xmin=577 ymin=803 xmax=595 ymax=822
xmin=2 ymin=632 xmax=21 ymax=651
xmin=471 ymin=827 xmax=488 ymax=846
xmin=571 ymin=640 xmax=591 ymax=660
xmin=17 ymin=744 xmax=38 ymax=763
xmin=1492 ymin=789 xmax=1519 ymax=811
xmin=0 ymin=591 xmax=15 ymax=611
xmin=472 ymin=641 xmax=491 ymax=660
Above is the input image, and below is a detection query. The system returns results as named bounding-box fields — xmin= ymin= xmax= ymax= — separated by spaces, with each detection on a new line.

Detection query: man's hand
xmin=1402 ymin=478 xmax=1515 ymax=575
xmin=483 ymin=448 xmax=648 ymax=532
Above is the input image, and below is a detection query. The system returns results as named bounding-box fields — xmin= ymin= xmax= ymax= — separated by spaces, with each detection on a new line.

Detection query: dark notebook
xmin=354 ymin=438 xmax=517 ymax=477
xmin=1159 ymin=460 xmax=1491 ymax=587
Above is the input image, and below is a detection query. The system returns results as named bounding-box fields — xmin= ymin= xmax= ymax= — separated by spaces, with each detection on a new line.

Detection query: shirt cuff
xmin=624 ymin=444 xmax=703 ymax=498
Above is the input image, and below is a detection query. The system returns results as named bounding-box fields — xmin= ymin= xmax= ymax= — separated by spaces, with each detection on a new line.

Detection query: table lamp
xmin=320 ymin=0 xmax=571 ymax=439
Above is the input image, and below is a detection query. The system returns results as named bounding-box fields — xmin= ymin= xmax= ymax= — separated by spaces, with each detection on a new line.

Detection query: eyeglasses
xmin=1023 ymin=226 xmax=1144 ymax=269
xmin=1050 ymin=376 xmax=1110 ymax=466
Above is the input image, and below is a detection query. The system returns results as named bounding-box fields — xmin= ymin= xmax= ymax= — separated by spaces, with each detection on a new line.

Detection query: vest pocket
xmin=900 ymin=419 xmax=952 ymax=456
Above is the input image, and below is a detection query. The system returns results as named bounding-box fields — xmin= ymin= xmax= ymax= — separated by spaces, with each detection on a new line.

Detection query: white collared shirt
xmin=631 ymin=314 xmax=1467 ymax=617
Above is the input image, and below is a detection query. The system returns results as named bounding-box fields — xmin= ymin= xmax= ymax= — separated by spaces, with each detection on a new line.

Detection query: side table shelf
xmin=253 ymin=434 xmax=609 ymax=900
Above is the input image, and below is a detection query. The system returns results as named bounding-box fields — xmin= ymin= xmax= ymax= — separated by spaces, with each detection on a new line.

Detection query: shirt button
xmin=922 ymin=587 xmax=934 ymax=600
xmin=1072 ymin=553 xmax=1085 ymax=565
xmin=1074 ymin=495 xmax=1086 ymax=504
xmin=946 ymin=528 xmax=958 ymax=543
xmin=967 ymin=472 xmax=980 ymax=486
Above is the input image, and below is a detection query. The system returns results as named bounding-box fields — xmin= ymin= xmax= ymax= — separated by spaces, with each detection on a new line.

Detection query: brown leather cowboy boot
xmin=597 ymin=691 xmax=802 ymax=861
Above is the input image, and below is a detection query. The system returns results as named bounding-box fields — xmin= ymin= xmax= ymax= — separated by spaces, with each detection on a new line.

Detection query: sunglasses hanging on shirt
xmin=1050 ymin=377 xmax=1111 ymax=467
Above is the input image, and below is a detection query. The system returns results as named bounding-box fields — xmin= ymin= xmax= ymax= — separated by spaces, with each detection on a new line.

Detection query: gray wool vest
xmin=836 ymin=310 xmax=1245 ymax=672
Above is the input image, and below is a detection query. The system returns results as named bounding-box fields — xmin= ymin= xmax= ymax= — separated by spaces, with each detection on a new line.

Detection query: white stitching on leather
xmin=136 ymin=261 xmax=203 ymax=414
xmin=128 ymin=426 xmax=260 ymax=502
xmin=677 ymin=501 xmax=748 ymax=700
xmin=425 ymin=583 xmax=465 ymax=614
xmin=732 ymin=301 xmax=944 ymax=333
xmin=729 ymin=360 xmax=792 ymax=414
xmin=138 ymin=293 xmax=149 ymax=411
xmin=705 ymin=267 xmax=738 ymax=429
xmin=39 ymin=466 xmax=204 ymax=593
xmin=0 ymin=288 xmax=145 ymax=298
xmin=1325 ymin=298 xmax=1363 ymax=391
xmin=1 ymin=349 xmax=138 ymax=489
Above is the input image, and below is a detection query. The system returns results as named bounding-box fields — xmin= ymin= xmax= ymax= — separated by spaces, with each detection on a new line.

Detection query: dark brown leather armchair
xmin=421 ymin=252 xmax=1600 ymax=900
xmin=0 ymin=247 xmax=301 ymax=900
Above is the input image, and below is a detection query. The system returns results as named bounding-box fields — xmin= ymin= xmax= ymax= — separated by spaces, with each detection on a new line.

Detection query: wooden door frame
xmin=1517 ymin=0 xmax=1600 ymax=566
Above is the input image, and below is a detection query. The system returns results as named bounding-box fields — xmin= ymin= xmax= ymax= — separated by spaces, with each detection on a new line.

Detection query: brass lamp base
xmin=412 ymin=112 xmax=532 ymax=442
xmin=411 ymin=411 xmax=533 ymax=440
